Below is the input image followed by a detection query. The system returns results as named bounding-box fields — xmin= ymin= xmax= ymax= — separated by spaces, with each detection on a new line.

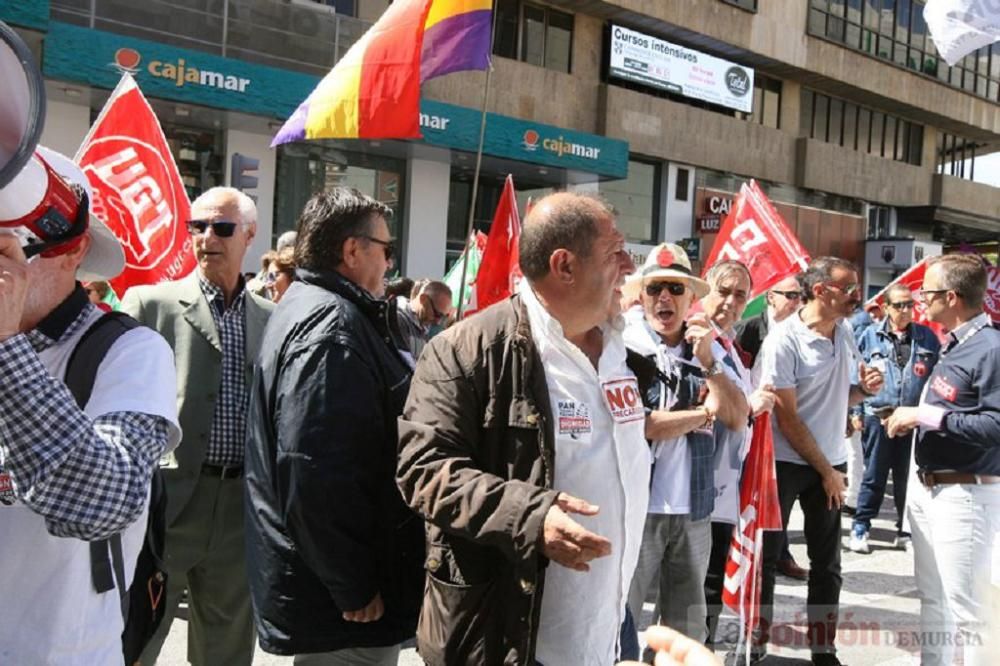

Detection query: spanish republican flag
xmin=272 ymin=0 xmax=492 ymax=145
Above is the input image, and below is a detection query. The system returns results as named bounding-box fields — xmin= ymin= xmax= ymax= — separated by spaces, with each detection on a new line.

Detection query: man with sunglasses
xmin=849 ymin=285 xmax=939 ymax=554
xmin=396 ymin=279 xmax=453 ymax=361
xmin=622 ymin=243 xmax=749 ymax=647
xmin=122 ymin=187 xmax=274 ymax=665
xmin=882 ymin=254 xmax=1000 ymax=666
xmin=245 ymin=188 xmax=423 ymax=665
xmin=756 ymin=257 xmax=884 ymax=666
xmin=734 ymin=274 xmax=810 ymax=581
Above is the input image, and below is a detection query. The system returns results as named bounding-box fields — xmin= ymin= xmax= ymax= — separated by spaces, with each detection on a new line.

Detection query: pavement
xmin=159 ymin=486 xmax=917 ymax=665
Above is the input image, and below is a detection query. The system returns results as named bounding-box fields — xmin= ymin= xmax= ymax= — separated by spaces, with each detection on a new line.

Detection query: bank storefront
xmin=39 ymin=20 xmax=630 ymax=277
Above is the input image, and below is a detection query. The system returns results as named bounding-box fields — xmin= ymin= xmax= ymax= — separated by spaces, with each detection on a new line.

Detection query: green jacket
xmin=121 ymin=273 xmax=274 ymax=524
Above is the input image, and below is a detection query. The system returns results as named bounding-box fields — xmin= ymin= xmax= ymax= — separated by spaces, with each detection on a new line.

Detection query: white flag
xmin=924 ymin=0 xmax=1000 ymax=66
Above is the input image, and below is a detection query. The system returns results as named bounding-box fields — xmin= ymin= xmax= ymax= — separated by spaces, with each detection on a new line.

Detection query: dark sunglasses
xmin=645 ymin=281 xmax=687 ymax=297
xmin=187 ymin=220 xmax=239 ymax=237
xmin=360 ymin=235 xmax=395 ymax=261
xmin=770 ymin=289 xmax=802 ymax=300
xmin=889 ymin=301 xmax=914 ymax=310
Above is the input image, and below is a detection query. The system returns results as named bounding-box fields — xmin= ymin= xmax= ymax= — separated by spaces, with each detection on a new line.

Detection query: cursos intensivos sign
xmin=609 ymin=24 xmax=754 ymax=113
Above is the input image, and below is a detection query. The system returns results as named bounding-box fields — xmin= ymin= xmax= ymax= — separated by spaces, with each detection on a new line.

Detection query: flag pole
xmin=455 ymin=7 xmax=499 ymax=320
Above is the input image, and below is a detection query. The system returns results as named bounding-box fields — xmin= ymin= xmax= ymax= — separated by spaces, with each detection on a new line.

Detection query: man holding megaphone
xmin=0 ymin=21 xmax=181 ymax=666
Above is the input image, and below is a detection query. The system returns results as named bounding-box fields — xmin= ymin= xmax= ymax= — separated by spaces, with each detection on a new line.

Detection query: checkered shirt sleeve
xmin=0 ymin=334 xmax=171 ymax=541
xmin=198 ymin=274 xmax=248 ymax=466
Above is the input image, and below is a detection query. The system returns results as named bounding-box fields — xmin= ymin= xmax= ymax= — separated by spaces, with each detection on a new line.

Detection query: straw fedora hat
xmin=622 ymin=242 xmax=710 ymax=302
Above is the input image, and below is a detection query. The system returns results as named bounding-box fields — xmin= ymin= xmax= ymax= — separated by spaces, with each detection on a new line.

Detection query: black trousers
xmin=758 ymin=462 xmax=845 ymax=655
xmin=704 ymin=521 xmax=734 ymax=647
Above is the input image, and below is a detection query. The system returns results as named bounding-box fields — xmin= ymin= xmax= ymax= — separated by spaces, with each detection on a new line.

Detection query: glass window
xmin=521 ymin=4 xmax=545 ymax=67
xmin=813 ymin=93 xmax=830 ymax=141
xmin=829 ymin=98 xmax=844 ymax=146
xmin=598 ymin=160 xmax=660 ymax=244
xmin=493 ymin=0 xmax=519 ymax=60
xmin=857 ymin=107 xmax=872 ymax=152
xmin=762 ymin=83 xmax=780 ymax=128
xmin=843 ymin=104 xmax=858 ymax=150
xmin=275 ymin=145 xmax=406 ymax=255
xmin=544 ymin=9 xmax=573 ymax=73
xmin=883 ymin=115 xmax=896 ymax=158
xmin=676 ymin=167 xmax=689 ymax=201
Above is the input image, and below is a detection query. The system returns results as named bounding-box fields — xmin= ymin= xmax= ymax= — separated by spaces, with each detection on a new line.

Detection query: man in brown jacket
xmin=397 ymin=192 xmax=647 ymax=665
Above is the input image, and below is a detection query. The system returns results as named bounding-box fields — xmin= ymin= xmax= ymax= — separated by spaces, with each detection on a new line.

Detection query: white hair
xmin=192 ymin=187 xmax=257 ymax=226
xmin=276 ymin=230 xmax=298 ymax=251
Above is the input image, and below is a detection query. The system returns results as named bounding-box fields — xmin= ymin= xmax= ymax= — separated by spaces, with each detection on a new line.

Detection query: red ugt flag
xmin=470 ymin=174 xmax=522 ymax=314
xmin=723 ymin=413 xmax=783 ymax=637
xmin=703 ymin=180 xmax=810 ymax=297
xmin=75 ymin=74 xmax=195 ymax=295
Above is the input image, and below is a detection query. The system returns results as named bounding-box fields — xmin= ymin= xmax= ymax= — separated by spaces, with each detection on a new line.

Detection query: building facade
xmin=5 ymin=0 xmax=999 ymax=292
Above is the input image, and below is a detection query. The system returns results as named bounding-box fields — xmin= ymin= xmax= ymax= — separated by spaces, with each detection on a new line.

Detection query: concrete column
xmin=403 ymin=147 xmax=451 ymax=278
xmin=40 ymin=99 xmax=90 ymax=157
xmin=224 ymin=129 xmax=276 ymax=273
xmin=781 ymin=79 xmax=803 ymax=137
xmin=921 ymin=126 xmax=939 ymax=172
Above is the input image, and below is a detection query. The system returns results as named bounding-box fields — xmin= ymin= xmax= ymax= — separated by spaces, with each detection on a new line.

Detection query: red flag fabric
xmin=986 ymin=265 xmax=1000 ymax=324
xmin=75 ymin=74 xmax=194 ymax=296
xmin=703 ymin=180 xmax=810 ymax=299
xmin=470 ymin=174 xmax=521 ymax=314
xmin=723 ymin=413 xmax=782 ymax=637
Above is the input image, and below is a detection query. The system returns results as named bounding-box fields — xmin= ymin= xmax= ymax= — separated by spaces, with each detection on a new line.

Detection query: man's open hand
xmin=542 ymin=492 xmax=612 ymax=572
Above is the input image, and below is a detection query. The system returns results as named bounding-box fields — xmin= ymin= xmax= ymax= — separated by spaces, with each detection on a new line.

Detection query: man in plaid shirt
xmin=123 ymin=187 xmax=274 ymax=665
xmin=0 ymin=147 xmax=181 ymax=665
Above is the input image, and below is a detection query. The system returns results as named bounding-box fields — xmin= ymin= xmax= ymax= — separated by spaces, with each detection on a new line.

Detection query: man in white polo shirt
xmin=756 ymin=257 xmax=883 ymax=666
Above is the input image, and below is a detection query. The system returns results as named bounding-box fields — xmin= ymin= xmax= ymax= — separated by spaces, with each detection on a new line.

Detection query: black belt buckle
xmin=202 ymin=463 xmax=243 ymax=480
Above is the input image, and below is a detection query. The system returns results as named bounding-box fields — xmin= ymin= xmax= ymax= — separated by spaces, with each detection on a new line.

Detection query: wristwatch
xmin=704 ymin=360 xmax=724 ymax=378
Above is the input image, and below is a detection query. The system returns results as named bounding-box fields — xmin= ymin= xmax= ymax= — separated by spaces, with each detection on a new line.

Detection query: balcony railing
xmin=50 ymin=0 xmax=372 ymax=77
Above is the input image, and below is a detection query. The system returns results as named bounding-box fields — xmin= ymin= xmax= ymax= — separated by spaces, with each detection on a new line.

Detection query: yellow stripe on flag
xmin=304 ymin=37 xmax=367 ymax=138
xmin=425 ymin=0 xmax=492 ymax=30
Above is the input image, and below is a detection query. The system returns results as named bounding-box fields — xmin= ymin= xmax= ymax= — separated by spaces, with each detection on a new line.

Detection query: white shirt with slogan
xmin=522 ymin=286 xmax=651 ymax=666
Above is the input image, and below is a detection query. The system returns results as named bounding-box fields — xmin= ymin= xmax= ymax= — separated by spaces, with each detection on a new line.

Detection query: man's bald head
xmin=518 ymin=192 xmax=614 ymax=281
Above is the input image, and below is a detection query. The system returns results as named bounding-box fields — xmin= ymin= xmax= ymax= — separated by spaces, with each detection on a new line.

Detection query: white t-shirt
xmin=0 ymin=308 xmax=180 ymax=666
xmin=623 ymin=320 xmax=742 ymax=516
xmin=522 ymin=287 xmax=650 ymax=666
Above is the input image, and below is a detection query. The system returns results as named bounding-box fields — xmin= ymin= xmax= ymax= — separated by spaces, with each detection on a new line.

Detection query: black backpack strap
xmin=62 ymin=311 xmax=142 ymax=609
xmin=65 ymin=311 xmax=141 ymax=408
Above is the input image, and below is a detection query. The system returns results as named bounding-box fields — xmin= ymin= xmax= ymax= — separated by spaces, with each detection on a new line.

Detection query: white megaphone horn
xmin=0 ymin=20 xmax=88 ymax=259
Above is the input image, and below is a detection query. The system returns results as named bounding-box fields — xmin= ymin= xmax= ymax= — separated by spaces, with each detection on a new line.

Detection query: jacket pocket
xmin=419 ymin=543 xmax=498 ymax=665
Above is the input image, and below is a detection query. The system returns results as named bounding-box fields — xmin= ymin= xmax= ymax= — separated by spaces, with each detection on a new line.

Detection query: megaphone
xmin=0 ymin=20 xmax=88 ymax=260
xmin=0 ymin=19 xmax=45 ymax=189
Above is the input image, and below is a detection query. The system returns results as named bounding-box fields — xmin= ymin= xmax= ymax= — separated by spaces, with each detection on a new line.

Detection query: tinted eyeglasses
xmin=645 ymin=281 xmax=687 ymax=298
xmin=360 ymin=235 xmax=395 ymax=261
xmin=770 ymin=289 xmax=802 ymax=300
xmin=187 ymin=220 xmax=240 ymax=237
xmin=824 ymin=282 xmax=861 ymax=296
xmin=889 ymin=300 xmax=914 ymax=310
xmin=918 ymin=288 xmax=950 ymax=301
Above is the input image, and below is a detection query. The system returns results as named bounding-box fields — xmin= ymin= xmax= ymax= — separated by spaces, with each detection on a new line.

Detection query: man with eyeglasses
xmin=734 ymin=274 xmax=810 ymax=581
xmin=122 ymin=187 xmax=274 ymax=665
xmin=245 ymin=188 xmax=423 ymax=664
xmin=881 ymin=254 xmax=1000 ymax=666
xmin=755 ymin=257 xmax=884 ymax=666
xmin=849 ymin=285 xmax=939 ymax=555
xmin=622 ymin=243 xmax=749 ymax=647
xmin=396 ymin=279 xmax=453 ymax=361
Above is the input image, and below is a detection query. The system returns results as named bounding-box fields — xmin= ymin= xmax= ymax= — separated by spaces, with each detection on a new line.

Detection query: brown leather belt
xmin=917 ymin=470 xmax=1000 ymax=488
xmin=201 ymin=463 xmax=244 ymax=480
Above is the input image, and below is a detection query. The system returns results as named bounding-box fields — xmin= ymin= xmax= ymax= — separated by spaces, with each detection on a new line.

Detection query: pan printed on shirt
xmin=558 ymin=400 xmax=593 ymax=435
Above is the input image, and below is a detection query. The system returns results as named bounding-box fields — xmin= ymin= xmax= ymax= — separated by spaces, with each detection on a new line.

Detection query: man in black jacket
xmin=245 ymin=188 xmax=424 ymax=664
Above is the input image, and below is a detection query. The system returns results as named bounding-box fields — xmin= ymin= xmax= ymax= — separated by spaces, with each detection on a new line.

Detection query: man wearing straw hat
xmin=623 ymin=242 xmax=749 ymax=646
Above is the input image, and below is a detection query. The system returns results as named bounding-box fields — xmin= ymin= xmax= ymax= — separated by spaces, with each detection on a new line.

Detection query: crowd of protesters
xmin=2 ymin=168 xmax=999 ymax=666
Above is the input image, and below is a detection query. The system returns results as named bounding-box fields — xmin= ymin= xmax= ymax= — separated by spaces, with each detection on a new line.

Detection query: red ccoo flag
xmin=703 ymin=180 xmax=810 ymax=298
xmin=75 ymin=74 xmax=195 ymax=296
xmin=469 ymin=174 xmax=522 ymax=314
xmin=723 ymin=413 xmax=783 ymax=642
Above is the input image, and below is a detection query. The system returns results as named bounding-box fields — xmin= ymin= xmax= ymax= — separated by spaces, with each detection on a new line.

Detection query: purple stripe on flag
xmin=420 ymin=9 xmax=492 ymax=83
xmin=271 ymin=100 xmax=310 ymax=147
